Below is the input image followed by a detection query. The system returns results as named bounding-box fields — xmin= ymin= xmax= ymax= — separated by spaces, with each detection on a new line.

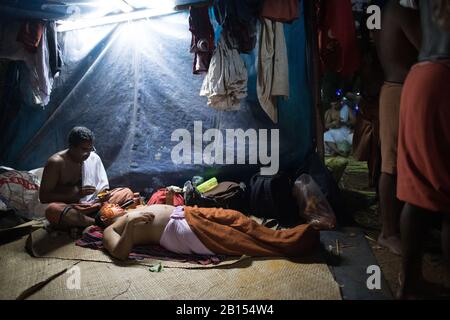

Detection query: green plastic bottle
xmin=196 ymin=177 xmax=218 ymax=193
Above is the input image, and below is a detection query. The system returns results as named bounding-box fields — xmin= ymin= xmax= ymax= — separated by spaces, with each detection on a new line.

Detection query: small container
xmin=196 ymin=177 xmax=218 ymax=193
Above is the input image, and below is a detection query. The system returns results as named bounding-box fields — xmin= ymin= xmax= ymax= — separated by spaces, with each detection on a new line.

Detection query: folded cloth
xmin=81 ymin=152 xmax=109 ymax=203
xmin=76 ymin=225 xmax=225 ymax=265
xmin=397 ymin=62 xmax=450 ymax=213
xmin=147 ymin=188 xmax=185 ymax=206
xmin=184 ymin=206 xmax=319 ymax=257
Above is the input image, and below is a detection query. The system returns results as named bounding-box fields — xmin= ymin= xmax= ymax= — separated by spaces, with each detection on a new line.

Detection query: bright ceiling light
xmin=114 ymin=0 xmax=134 ymax=13
xmin=57 ymin=7 xmax=176 ymax=32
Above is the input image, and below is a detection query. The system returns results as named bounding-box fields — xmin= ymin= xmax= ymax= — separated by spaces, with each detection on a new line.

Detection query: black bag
xmin=249 ymin=173 xmax=297 ymax=225
xmin=203 ymin=181 xmax=248 ymax=212
xmin=184 ymin=180 xmax=248 ymax=212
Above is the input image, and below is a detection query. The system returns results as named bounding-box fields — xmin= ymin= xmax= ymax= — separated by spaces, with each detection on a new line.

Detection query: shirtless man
xmin=375 ymin=0 xmax=421 ymax=255
xmin=40 ymin=126 xmax=135 ymax=228
xmin=102 ymin=183 xmax=331 ymax=260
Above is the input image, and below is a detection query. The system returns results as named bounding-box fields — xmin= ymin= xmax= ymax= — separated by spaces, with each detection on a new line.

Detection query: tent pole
xmin=305 ymin=0 xmax=325 ymax=162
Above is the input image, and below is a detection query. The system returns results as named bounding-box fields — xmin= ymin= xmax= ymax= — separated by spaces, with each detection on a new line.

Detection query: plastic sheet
xmin=0 ymin=6 xmax=313 ymax=195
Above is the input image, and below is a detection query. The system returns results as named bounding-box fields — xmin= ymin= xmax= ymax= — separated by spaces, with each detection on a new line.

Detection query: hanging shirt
xmin=257 ymin=18 xmax=289 ymax=123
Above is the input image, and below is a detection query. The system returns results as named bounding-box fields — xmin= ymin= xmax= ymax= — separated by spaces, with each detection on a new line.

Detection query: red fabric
xmin=397 ymin=62 xmax=450 ymax=213
xmin=261 ymin=0 xmax=299 ymax=23
xmin=147 ymin=188 xmax=184 ymax=206
xmin=318 ymin=0 xmax=361 ymax=76
xmin=16 ymin=20 xmax=44 ymax=53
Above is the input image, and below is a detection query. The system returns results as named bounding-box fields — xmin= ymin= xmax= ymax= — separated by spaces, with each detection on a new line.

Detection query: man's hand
xmin=79 ymin=185 xmax=96 ymax=197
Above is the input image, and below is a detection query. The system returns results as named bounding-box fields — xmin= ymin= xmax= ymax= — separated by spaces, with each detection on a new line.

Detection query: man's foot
xmin=377 ymin=233 xmax=402 ymax=255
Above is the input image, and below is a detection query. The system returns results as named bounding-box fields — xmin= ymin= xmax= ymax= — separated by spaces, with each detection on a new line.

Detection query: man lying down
xmin=103 ymin=198 xmax=325 ymax=261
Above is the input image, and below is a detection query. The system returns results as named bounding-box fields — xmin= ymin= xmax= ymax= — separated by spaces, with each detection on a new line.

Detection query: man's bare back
xmin=377 ymin=0 xmax=421 ymax=83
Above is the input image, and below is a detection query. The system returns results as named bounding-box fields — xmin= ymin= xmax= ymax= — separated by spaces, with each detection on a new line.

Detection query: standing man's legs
xmin=398 ymin=203 xmax=430 ymax=299
xmin=378 ymin=173 xmax=403 ymax=254
xmin=378 ymin=82 xmax=403 ymax=255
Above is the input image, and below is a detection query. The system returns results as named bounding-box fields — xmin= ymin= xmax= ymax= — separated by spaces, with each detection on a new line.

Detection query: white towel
xmin=80 ymin=152 xmax=109 ymax=203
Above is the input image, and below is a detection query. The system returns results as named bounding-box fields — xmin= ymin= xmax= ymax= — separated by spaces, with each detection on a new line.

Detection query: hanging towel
xmin=257 ymin=18 xmax=289 ymax=123
xmin=200 ymin=32 xmax=248 ymax=111
xmin=80 ymin=152 xmax=109 ymax=203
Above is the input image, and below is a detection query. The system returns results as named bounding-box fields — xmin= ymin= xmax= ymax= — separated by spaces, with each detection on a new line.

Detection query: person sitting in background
xmin=324 ymin=99 xmax=356 ymax=156
xmin=39 ymin=126 xmax=138 ymax=228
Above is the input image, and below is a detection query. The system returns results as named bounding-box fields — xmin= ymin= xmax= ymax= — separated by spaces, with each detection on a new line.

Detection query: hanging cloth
xmin=200 ymin=32 xmax=248 ymax=111
xmin=318 ymin=0 xmax=361 ymax=76
xmin=257 ymin=18 xmax=289 ymax=123
xmin=189 ymin=5 xmax=215 ymax=75
xmin=260 ymin=0 xmax=299 ymax=23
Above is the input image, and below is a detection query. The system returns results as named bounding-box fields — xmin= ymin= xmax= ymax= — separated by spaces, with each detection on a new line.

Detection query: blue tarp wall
xmin=0 ymin=1 xmax=314 ymax=195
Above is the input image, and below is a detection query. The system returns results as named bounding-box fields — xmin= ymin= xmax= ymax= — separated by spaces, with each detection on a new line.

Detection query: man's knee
xmin=45 ymin=202 xmax=65 ymax=225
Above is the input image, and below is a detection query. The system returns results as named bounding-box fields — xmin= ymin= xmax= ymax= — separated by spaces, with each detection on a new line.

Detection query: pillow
xmin=0 ymin=170 xmax=46 ymax=219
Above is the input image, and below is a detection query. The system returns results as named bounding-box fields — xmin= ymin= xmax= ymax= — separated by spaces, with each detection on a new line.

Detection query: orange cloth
xmin=397 ymin=62 xmax=450 ymax=213
xmin=45 ymin=187 xmax=134 ymax=225
xmin=16 ymin=20 xmax=44 ymax=53
xmin=184 ymin=206 xmax=319 ymax=257
xmin=379 ymin=82 xmax=403 ymax=175
xmin=261 ymin=0 xmax=299 ymax=23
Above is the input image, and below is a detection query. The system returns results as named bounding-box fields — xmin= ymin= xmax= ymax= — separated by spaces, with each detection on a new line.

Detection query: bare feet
xmin=377 ymin=233 xmax=402 ymax=256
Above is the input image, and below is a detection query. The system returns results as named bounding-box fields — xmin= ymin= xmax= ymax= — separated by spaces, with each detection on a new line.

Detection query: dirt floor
xmin=336 ymin=156 xmax=450 ymax=299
